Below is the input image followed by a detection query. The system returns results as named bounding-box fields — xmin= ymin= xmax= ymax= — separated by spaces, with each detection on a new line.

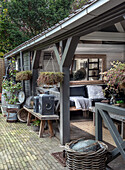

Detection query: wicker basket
xmin=17 ymin=108 xmax=28 ymax=122
xmin=65 ymin=139 xmax=108 ymax=170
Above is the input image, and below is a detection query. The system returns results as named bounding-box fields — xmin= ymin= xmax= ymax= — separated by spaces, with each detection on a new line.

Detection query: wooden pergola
xmin=4 ymin=0 xmax=125 ymax=145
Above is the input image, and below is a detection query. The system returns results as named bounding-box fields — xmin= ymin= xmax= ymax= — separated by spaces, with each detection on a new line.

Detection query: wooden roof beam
xmin=115 ymin=22 xmax=125 ymax=33
xmin=80 ymin=31 xmax=125 ymax=42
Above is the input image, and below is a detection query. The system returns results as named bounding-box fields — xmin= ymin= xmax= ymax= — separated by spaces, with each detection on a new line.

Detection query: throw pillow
xmin=87 ymin=85 xmax=105 ymax=99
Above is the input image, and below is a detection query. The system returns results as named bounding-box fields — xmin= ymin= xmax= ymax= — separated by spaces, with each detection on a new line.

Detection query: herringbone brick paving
xmin=0 ymin=114 xmax=66 ymax=170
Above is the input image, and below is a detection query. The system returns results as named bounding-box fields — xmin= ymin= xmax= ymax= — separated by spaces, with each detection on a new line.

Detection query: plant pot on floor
xmin=32 ymin=120 xmax=41 ymax=132
xmin=32 ymin=125 xmax=40 ymax=132
xmin=6 ymin=104 xmax=20 ymax=122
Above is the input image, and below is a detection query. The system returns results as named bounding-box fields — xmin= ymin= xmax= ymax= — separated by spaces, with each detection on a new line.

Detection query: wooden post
xmin=95 ymin=108 xmax=102 ymax=141
xmin=121 ymin=121 xmax=125 ymax=139
xmin=32 ymin=50 xmax=42 ymax=96
xmin=29 ymin=51 xmax=32 ymax=96
xmin=20 ymin=51 xmax=23 ymax=71
xmin=60 ymin=67 xmax=70 ymax=145
xmin=20 ymin=51 xmax=25 ymax=91
xmin=57 ymin=36 xmax=80 ymax=145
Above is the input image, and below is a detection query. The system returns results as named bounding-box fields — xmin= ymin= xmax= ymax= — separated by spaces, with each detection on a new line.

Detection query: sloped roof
xmin=4 ymin=0 xmax=125 ymax=58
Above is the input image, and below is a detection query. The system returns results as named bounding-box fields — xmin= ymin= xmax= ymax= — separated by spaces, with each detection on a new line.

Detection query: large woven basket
xmin=17 ymin=108 xmax=28 ymax=122
xmin=65 ymin=139 xmax=108 ymax=170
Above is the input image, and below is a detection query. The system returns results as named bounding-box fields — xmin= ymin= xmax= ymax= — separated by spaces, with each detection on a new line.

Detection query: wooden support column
xmin=29 ymin=51 xmax=32 ymax=96
xmin=20 ymin=51 xmax=25 ymax=91
xmin=32 ymin=50 xmax=43 ymax=96
xmin=60 ymin=67 xmax=70 ymax=145
xmin=54 ymin=36 xmax=80 ymax=145
xmin=20 ymin=51 xmax=23 ymax=71
xmin=32 ymin=69 xmax=38 ymax=96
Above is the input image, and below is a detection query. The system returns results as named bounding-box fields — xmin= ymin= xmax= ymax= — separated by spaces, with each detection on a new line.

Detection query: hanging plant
xmin=37 ymin=72 xmax=64 ymax=86
xmin=16 ymin=70 xmax=32 ymax=81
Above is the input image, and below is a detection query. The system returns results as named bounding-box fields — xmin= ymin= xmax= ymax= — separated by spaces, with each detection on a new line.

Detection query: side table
xmin=89 ymin=106 xmax=125 ymax=139
xmin=89 ymin=107 xmax=96 ymax=126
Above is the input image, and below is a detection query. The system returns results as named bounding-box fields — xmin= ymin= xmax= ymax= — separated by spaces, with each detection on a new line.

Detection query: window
xmin=70 ymin=54 xmax=106 ymax=82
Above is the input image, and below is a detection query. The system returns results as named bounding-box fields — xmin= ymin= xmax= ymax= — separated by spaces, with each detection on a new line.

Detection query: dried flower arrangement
xmin=101 ymin=61 xmax=125 ymax=90
xmin=37 ymin=72 xmax=64 ymax=86
xmin=16 ymin=70 xmax=32 ymax=81
xmin=101 ymin=61 xmax=125 ymax=98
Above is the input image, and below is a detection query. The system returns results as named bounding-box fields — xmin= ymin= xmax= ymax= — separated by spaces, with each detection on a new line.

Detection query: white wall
xmin=39 ymin=54 xmax=60 ymax=73
xmin=106 ymin=52 xmax=125 ymax=69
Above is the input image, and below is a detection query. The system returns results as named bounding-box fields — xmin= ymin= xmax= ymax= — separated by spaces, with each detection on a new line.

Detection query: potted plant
xmin=37 ymin=72 xmax=64 ymax=86
xmin=2 ymin=80 xmax=22 ymax=105
xmin=2 ymin=58 xmax=22 ymax=121
xmin=16 ymin=70 xmax=32 ymax=81
xmin=32 ymin=120 xmax=41 ymax=131
xmin=101 ymin=61 xmax=125 ymax=104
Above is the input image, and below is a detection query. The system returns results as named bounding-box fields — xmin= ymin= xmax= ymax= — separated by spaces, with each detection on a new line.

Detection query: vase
xmin=32 ymin=126 xmax=40 ymax=132
xmin=110 ymin=95 xmax=116 ymax=105
xmin=1 ymin=89 xmax=7 ymax=116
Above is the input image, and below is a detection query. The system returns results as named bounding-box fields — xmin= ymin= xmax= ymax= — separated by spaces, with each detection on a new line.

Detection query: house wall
xmin=38 ymin=52 xmax=60 ymax=73
xmin=0 ymin=58 xmax=5 ymax=92
xmin=106 ymin=52 xmax=125 ymax=70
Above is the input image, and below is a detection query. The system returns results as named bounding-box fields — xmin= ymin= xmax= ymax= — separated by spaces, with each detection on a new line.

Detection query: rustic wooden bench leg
xmin=121 ymin=121 xmax=125 ymax=139
xmin=48 ymin=120 xmax=54 ymax=137
xmin=27 ymin=112 xmax=31 ymax=126
xmin=39 ymin=120 xmax=45 ymax=138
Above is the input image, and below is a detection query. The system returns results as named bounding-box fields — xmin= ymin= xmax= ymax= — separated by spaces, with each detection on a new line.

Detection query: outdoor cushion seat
xmin=69 ymin=85 xmax=107 ymax=109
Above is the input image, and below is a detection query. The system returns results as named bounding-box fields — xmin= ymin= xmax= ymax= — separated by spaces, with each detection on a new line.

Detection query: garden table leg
xmin=95 ymin=109 xmax=102 ymax=141
xmin=121 ymin=121 xmax=125 ymax=139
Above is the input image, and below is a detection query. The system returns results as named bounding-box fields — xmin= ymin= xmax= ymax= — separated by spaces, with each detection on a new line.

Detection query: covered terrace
xmin=3 ymin=0 xmax=125 ymax=164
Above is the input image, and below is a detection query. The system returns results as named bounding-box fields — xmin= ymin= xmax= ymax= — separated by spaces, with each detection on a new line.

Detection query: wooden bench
xmin=23 ymin=106 xmax=59 ymax=138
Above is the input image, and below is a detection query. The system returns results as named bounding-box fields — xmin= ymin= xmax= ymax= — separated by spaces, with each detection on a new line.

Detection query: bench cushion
xmin=87 ymin=85 xmax=105 ymax=99
xmin=70 ymin=86 xmax=88 ymax=98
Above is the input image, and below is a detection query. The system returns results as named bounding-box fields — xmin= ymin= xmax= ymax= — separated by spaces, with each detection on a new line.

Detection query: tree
xmin=0 ymin=0 xmax=73 ymax=56
xmin=8 ymin=0 xmax=73 ymax=37
xmin=0 ymin=0 xmax=28 ymax=57
xmin=0 ymin=0 xmax=91 ymax=57
xmin=72 ymin=0 xmax=92 ymax=11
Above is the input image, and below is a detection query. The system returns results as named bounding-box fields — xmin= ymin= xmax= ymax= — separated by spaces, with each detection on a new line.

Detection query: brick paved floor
xmin=0 ymin=114 xmax=67 ymax=170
